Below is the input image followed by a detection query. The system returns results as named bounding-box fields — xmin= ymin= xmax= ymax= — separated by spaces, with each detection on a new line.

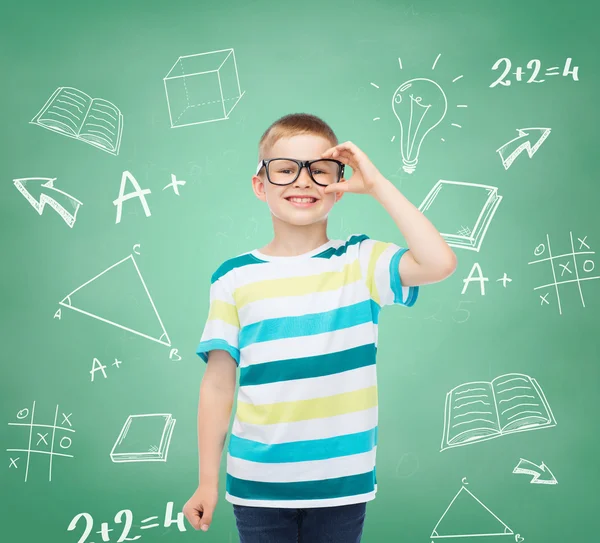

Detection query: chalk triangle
xmin=431 ymin=486 xmax=513 ymax=538
xmin=59 ymin=255 xmax=170 ymax=346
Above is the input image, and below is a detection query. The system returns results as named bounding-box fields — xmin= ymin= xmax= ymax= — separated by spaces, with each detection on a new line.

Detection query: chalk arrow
xmin=512 ymin=458 xmax=558 ymax=485
xmin=496 ymin=127 xmax=551 ymax=170
xmin=13 ymin=177 xmax=83 ymax=228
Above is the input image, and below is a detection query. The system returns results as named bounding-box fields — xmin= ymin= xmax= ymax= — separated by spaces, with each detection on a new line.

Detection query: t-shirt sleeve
xmin=357 ymin=236 xmax=419 ymax=308
xmin=196 ymin=276 xmax=240 ymax=365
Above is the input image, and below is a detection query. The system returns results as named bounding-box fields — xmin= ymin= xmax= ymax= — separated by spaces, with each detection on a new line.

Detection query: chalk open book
xmin=31 ymin=87 xmax=123 ymax=155
xmin=418 ymin=180 xmax=502 ymax=252
xmin=110 ymin=413 xmax=176 ymax=462
xmin=441 ymin=373 xmax=556 ymax=451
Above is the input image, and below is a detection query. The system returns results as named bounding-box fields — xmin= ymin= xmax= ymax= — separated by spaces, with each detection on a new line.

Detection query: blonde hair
xmin=258 ymin=113 xmax=338 ymax=161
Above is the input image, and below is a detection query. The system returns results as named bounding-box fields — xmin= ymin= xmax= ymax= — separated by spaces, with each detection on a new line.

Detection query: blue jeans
xmin=233 ymin=502 xmax=367 ymax=543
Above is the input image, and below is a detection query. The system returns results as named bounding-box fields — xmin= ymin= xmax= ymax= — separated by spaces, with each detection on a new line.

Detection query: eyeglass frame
xmin=255 ymin=157 xmax=345 ymax=187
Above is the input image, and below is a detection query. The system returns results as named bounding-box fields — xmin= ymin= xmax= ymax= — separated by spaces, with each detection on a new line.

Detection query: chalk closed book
xmin=418 ymin=180 xmax=502 ymax=252
xmin=110 ymin=413 xmax=176 ymax=462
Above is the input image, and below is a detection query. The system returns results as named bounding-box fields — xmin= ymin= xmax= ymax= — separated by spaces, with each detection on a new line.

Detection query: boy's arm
xmin=198 ymin=349 xmax=237 ymax=487
xmin=371 ymin=176 xmax=457 ymax=287
xmin=322 ymin=141 xmax=457 ymax=287
xmin=184 ymin=349 xmax=236 ymax=532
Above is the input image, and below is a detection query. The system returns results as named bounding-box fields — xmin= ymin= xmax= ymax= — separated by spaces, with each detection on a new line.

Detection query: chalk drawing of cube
xmin=163 ymin=48 xmax=245 ymax=128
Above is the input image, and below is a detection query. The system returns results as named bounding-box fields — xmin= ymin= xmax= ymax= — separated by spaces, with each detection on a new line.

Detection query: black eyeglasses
xmin=256 ymin=158 xmax=345 ymax=186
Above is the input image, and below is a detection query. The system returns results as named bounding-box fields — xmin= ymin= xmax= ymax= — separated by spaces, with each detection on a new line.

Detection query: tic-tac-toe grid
xmin=6 ymin=401 xmax=75 ymax=482
xmin=528 ymin=232 xmax=599 ymax=315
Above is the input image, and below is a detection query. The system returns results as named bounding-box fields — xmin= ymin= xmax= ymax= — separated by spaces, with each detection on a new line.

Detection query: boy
xmin=183 ymin=113 xmax=457 ymax=542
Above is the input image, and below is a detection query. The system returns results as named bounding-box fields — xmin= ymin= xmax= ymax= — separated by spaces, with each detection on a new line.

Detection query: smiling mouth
xmin=285 ymin=197 xmax=318 ymax=203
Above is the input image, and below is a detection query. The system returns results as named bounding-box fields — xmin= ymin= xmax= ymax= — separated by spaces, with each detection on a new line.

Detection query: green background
xmin=2 ymin=0 xmax=599 ymax=541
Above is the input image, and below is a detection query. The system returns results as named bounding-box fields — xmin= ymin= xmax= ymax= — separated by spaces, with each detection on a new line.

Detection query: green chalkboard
xmin=2 ymin=0 xmax=599 ymax=542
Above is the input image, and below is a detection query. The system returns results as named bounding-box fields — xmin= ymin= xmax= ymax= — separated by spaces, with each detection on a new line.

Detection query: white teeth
xmin=288 ymin=197 xmax=316 ymax=203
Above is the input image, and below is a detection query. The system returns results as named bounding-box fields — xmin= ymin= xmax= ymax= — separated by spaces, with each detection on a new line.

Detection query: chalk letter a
xmin=113 ymin=171 xmax=152 ymax=224
xmin=461 ymin=262 xmax=489 ymax=295
xmin=90 ymin=357 xmax=108 ymax=381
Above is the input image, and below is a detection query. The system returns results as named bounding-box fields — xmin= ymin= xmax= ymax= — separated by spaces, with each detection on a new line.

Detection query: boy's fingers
xmin=324 ymin=181 xmax=349 ymax=194
xmin=184 ymin=503 xmax=209 ymax=531
xmin=183 ymin=508 xmax=202 ymax=530
xmin=330 ymin=148 xmax=359 ymax=168
xmin=335 ymin=152 xmax=353 ymax=164
xmin=322 ymin=145 xmax=342 ymax=157
xmin=322 ymin=142 xmax=353 ymax=157
xmin=191 ymin=515 xmax=203 ymax=530
xmin=200 ymin=505 xmax=214 ymax=531
xmin=334 ymin=141 xmax=359 ymax=154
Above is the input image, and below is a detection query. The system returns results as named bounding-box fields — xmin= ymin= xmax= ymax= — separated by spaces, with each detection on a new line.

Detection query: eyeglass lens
xmin=267 ymin=159 xmax=341 ymax=185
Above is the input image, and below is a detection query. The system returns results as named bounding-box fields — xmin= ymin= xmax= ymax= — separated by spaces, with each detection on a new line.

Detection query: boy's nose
xmin=294 ymin=167 xmax=313 ymax=186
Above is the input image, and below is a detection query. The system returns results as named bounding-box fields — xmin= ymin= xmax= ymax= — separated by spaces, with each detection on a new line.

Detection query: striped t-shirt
xmin=196 ymin=234 xmax=419 ymax=508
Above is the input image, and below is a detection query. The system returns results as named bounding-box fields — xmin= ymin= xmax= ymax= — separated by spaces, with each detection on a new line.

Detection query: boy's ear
xmin=251 ymin=174 xmax=267 ymax=202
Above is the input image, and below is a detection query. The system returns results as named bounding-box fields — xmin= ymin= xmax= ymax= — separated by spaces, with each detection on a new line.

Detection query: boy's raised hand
xmin=321 ymin=141 xmax=384 ymax=196
xmin=183 ymin=484 xmax=218 ymax=532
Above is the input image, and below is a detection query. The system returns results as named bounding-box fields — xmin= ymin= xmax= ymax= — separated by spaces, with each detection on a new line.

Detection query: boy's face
xmin=252 ymin=134 xmax=344 ymax=227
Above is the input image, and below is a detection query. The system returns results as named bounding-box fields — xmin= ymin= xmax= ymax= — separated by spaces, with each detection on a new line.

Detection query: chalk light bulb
xmin=392 ymin=78 xmax=448 ymax=174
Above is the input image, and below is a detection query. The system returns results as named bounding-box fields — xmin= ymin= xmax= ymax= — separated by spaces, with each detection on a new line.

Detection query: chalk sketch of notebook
xmin=418 ymin=180 xmax=503 ymax=252
xmin=110 ymin=413 xmax=176 ymax=463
